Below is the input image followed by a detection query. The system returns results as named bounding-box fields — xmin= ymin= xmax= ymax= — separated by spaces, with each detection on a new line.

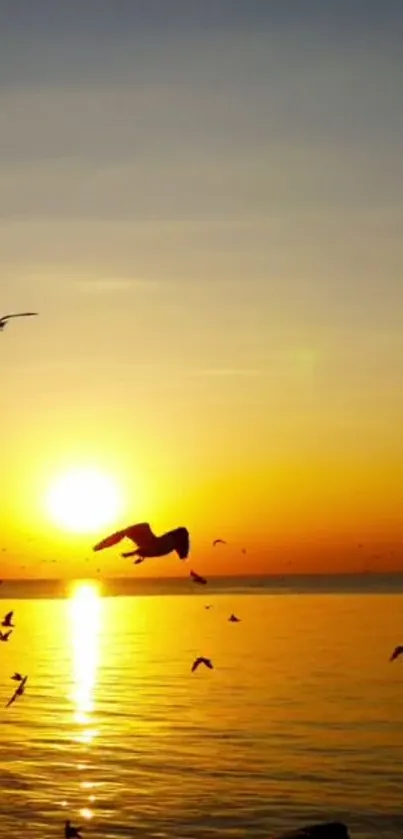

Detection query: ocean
xmin=0 ymin=574 xmax=403 ymax=839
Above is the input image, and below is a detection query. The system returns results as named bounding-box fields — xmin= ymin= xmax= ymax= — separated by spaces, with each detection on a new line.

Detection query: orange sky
xmin=1 ymin=4 xmax=403 ymax=578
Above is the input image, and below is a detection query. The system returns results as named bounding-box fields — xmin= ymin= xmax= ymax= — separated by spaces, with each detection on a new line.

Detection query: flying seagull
xmin=2 ymin=611 xmax=14 ymax=628
xmin=191 ymin=657 xmax=213 ymax=673
xmin=5 ymin=675 xmax=27 ymax=708
xmin=228 ymin=613 xmax=240 ymax=622
xmin=213 ymin=539 xmax=226 ymax=547
xmin=65 ymin=821 xmax=82 ymax=839
xmin=0 ymin=630 xmax=12 ymax=642
xmin=190 ymin=569 xmax=207 ymax=585
xmin=11 ymin=672 xmax=23 ymax=682
xmin=93 ymin=522 xmax=190 ymax=562
xmin=390 ymin=646 xmax=403 ymax=662
xmin=0 ymin=312 xmax=38 ymax=331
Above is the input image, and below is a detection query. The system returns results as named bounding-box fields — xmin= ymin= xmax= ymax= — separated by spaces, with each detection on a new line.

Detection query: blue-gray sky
xmin=1 ymin=1 xmax=403 ymax=575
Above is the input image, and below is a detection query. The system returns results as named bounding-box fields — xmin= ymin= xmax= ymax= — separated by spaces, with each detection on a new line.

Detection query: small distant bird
xmin=205 ymin=604 xmax=212 ymax=610
xmin=228 ymin=613 xmax=240 ymax=622
xmin=93 ymin=522 xmax=190 ymax=562
xmin=5 ymin=675 xmax=27 ymax=708
xmin=2 ymin=611 xmax=14 ymax=628
xmin=190 ymin=569 xmax=207 ymax=585
xmin=0 ymin=312 xmax=38 ymax=331
xmin=65 ymin=821 xmax=82 ymax=839
xmin=0 ymin=630 xmax=12 ymax=642
xmin=241 ymin=548 xmax=247 ymax=555
xmin=191 ymin=657 xmax=213 ymax=673
xmin=390 ymin=646 xmax=403 ymax=662
xmin=213 ymin=539 xmax=226 ymax=547
xmin=11 ymin=672 xmax=23 ymax=681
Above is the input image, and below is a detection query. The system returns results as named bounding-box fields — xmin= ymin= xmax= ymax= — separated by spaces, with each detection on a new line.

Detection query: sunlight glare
xmin=69 ymin=582 xmax=101 ymax=743
xmin=46 ymin=467 xmax=122 ymax=533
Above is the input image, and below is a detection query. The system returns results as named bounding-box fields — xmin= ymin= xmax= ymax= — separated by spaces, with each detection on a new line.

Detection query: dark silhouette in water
xmin=0 ymin=630 xmax=12 ymax=642
xmin=228 ymin=613 xmax=240 ymax=622
xmin=0 ymin=312 xmax=38 ymax=331
xmin=390 ymin=645 xmax=403 ymax=662
xmin=93 ymin=522 xmax=190 ymax=561
xmin=65 ymin=821 xmax=82 ymax=839
xmin=190 ymin=569 xmax=207 ymax=585
xmin=2 ymin=611 xmax=14 ymax=628
xmin=5 ymin=675 xmax=27 ymax=708
xmin=191 ymin=657 xmax=213 ymax=673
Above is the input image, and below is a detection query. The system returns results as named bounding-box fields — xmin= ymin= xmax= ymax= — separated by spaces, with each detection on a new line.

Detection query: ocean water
xmin=0 ymin=575 xmax=403 ymax=839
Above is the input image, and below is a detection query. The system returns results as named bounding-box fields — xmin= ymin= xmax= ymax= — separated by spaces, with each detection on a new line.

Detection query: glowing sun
xmin=45 ymin=467 xmax=122 ymax=533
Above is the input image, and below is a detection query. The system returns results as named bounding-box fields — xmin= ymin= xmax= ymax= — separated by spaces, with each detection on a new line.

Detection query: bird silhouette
xmin=228 ymin=613 xmax=240 ymax=622
xmin=0 ymin=630 xmax=12 ymax=642
xmin=204 ymin=605 xmax=212 ymax=610
xmin=191 ymin=657 xmax=213 ymax=673
xmin=190 ymin=570 xmax=207 ymax=585
xmin=213 ymin=539 xmax=226 ymax=546
xmin=65 ymin=821 xmax=82 ymax=839
xmin=93 ymin=522 xmax=190 ymax=562
xmin=390 ymin=646 xmax=403 ymax=662
xmin=11 ymin=672 xmax=23 ymax=681
xmin=5 ymin=675 xmax=27 ymax=708
xmin=2 ymin=611 xmax=14 ymax=628
xmin=0 ymin=312 xmax=38 ymax=331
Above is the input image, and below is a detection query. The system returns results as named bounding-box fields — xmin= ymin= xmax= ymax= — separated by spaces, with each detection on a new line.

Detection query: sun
xmin=45 ymin=467 xmax=122 ymax=534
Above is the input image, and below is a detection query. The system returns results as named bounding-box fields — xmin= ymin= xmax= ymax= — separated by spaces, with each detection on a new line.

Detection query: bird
xmin=0 ymin=312 xmax=38 ymax=331
xmin=213 ymin=539 xmax=226 ymax=547
xmin=191 ymin=657 xmax=213 ymax=673
xmin=2 ymin=611 xmax=14 ymax=628
xmin=390 ymin=646 xmax=403 ymax=662
xmin=241 ymin=548 xmax=247 ymax=555
xmin=228 ymin=613 xmax=240 ymax=622
xmin=65 ymin=821 xmax=82 ymax=839
xmin=0 ymin=630 xmax=12 ymax=642
xmin=204 ymin=604 xmax=212 ymax=610
xmin=190 ymin=569 xmax=207 ymax=585
xmin=93 ymin=522 xmax=190 ymax=562
xmin=5 ymin=675 xmax=27 ymax=708
xmin=11 ymin=672 xmax=23 ymax=682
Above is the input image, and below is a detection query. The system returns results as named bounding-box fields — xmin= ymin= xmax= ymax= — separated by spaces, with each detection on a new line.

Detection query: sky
xmin=1 ymin=1 xmax=403 ymax=578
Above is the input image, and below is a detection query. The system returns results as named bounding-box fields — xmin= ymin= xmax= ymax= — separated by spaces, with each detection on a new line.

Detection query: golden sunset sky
xmin=1 ymin=2 xmax=403 ymax=578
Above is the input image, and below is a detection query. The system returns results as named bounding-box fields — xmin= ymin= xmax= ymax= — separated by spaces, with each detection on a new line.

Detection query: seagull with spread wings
xmin=93 ymin=522 xmax=190 ymax=562
xmin=5 ymin=675 xmax=28 ymax=708
xmin=191 ymin=657 xmax=213 ymax=673
xmin=1 ymin=611 xmax=14 ymax=628
xmin=213 ymin=539 xmax=226 ymax=547
xmin=0 ymin=312 xmax=38 ymax=331
xmin=190 ymin=569 xmax=207 ymax=585
xmin=0 ymin=630 xmax=12 ymax=642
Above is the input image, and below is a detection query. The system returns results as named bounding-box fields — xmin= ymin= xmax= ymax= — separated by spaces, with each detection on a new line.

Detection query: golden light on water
xmin=69 ymin=581 xmax=101 ymax=742
xmin=45 ymin=466 xmax=122 ymax=533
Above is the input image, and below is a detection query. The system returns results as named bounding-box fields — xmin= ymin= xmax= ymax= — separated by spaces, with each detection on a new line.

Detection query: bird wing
xmin=12 ymin=673 xmax=22 ymax=681
xmin=390 ymin=646 xmax=403 ymax=661
xmin=213 ymin=539 xmax=226 ymax=546
xmin=125 ymin=523 xmax=156 ymax=547
xmin=172 ymin=527 xmax=190 ymax=559
xmin=5 ymin=685 xmax=19 ymax=708
xmin=1 ymin=312 xmax=38 ymax=321
xmin=4 ymin=611 xmax=13 ymax=623
xmin=93 ymin=528 xmax=132 ymax=552
xmin=191 ymin=658 xmax=202 ymax=672
xmin=4 ymin=631 xmax=11 ymax=640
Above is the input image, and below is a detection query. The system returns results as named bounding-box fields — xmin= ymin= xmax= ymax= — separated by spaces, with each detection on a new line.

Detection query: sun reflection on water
xmin=69 ymin=581 xmax=101 ymax=743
